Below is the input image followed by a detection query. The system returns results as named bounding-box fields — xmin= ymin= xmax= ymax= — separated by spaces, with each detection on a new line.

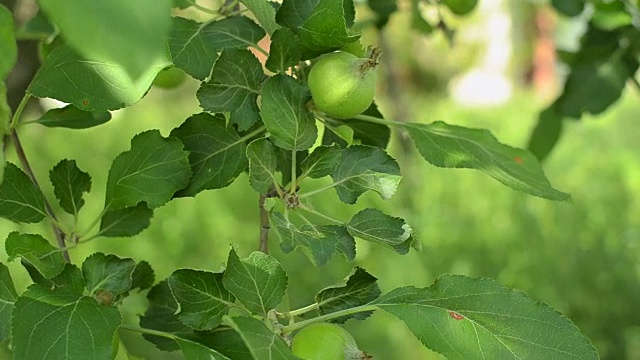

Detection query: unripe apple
xmin=291 ymin=323 xmax=366 ymax=360
xmin=443 ymin=0 xmax=478 ymax=15
xmin=308 ymin=51 xmax=378 ymax=119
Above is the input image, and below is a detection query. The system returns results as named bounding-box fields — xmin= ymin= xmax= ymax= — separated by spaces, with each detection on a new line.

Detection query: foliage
xmin=1 ymin=0 xmax=633 ymax=358
xmin=528 ymin=0 xmax=640 ymax=160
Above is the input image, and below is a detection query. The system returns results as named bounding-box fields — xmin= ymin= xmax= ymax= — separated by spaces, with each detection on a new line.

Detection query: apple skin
xmin=291 ymin=323 xmax=363 ymax=360
xmin=443 ymin=0 xmax=478 ymax=15
xmin=308 ymin=52 xmax=377 ymax=119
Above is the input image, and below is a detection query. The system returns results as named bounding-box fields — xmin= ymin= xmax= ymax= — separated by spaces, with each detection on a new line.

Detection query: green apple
xmin=308 ymin=52 xmax=377 ymax=119
xmin=291 ymin=323 xmax=365 ymax=360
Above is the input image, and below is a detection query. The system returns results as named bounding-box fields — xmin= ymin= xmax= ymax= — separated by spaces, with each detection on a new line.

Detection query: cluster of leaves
xmin=528 ymin=0 xmax=640 ymax=160
xmin=0 ymin=0 xmax=602 ymax=359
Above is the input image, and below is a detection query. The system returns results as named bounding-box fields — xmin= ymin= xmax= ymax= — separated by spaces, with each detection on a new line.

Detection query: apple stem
xmin=358 ymin=46 xmax=382 ymax=74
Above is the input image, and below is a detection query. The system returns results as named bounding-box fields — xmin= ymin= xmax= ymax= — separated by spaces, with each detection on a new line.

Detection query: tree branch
xmin=258 ymin=194 xmax=270 ymax=253
xmin=10 ymin=130 xmax=70 ymax=262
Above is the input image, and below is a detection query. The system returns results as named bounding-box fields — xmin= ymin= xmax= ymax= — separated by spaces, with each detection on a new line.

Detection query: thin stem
xmin=297 ymin=179 xmax=344 ymax=199
xmin=252 ymin=44 xmax=270 ymax=58
xmin=184 ymin=0 xmax=219 ymax=15
xmin=119 ymin=324 xmax=176 ymax=340
xmin=290 ymin=149 xmax=297 ymax=193
xmin=77 ymin=205 xmax=111 ymax=241
xmin=284 ymin=303 xmax=320 ymax=318
xmin=297 ymin=203 xmax=344 ymax=225
xmin=10 ymin=130 xmax=70 ymax=262
xmin=258 ymin=194 xmax=270 ymax=253
xmin=353 ymin=113 xmax=399 ymax=127
xmin=281 ymin=305 xmax=379 ymax=334
xmin=9 ymin=93 xmax=31 ymax=129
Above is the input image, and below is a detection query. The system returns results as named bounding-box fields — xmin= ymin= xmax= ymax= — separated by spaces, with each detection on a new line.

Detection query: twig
xmin=258 ymin=194 xmax=270 ymax=253
xmin=10 ymin=130 xmax=70 ymax=262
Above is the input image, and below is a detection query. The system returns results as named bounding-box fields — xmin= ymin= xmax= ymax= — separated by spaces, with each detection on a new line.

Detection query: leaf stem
xmin=119 ymin=324 xmax=176 ymax=340
xmin=297 ymin=178 xmax=346 ymax=199
xmin=281 ymin=305 xmax=379 ymax=334
xmin=297 ymin=203 xmax=345 ymax=225
xmin=9 ymin=93 xmax=31 ymax=129
xmin=252 ymin=44 xmax=270 ymax=58
xmin=353 ymin=113 xmax=399 ymax=127
xmin=290 ymin=149 xmax=297 ymax=193
xmin=10 ymin=130 xmax=70 ymax=262
xmin=284 ymin=303 xmax=320 ymax=318
xmin=184 ymin=0 xmax=219 ymax=15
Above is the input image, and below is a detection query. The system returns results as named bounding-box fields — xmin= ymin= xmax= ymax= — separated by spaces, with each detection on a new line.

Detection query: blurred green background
xmin=2 ymin=1 xmax=640 ymax=359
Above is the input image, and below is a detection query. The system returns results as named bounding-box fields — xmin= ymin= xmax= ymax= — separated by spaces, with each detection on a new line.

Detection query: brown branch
xmin=258 ymin=194 xmax=270 ymax=253
xmin=10 ymin=130 xmax=70 ymax=262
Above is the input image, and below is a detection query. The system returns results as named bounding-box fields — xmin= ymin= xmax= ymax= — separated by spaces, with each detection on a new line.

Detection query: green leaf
xmin=247 ymin=138 xmax=279 ymax=193
xmin=197 ymin=49 xmax=264 ymax=131
xmin=177 ymin=338 xmax=231 ymax=360
xmin=270 ymin=212 xmax=337 ymax=266
xmin=37 ymin=104 xmax=111 ymax=129
xmin=169 ymin=16 xmax=265 ymax=81
xmin=140 ymin=283 xmax=248 ymax=355
xmin=371 ymin=275 xmax=598 ymax=360
xmin=330 ymin=145 xmax=402 ymax=204
xmin=527 ymin=105 xmax=564 ymax=162
xmin=222 ymin=249 xmax=287 ymax=315
xmin=15 ymin=10 xmax=56 ymax=41
xmin=99 ymin=202 xmax=154 ymax=237
xmin=276 ymin=0 xmax=357 ymax=56
xmin=260 ymin=74 xmax=317 ymax=151
xmin=317 ymin=225 xmax=355 ymax=261
xmin=405 ymin=121 xmax=571 ymax=201
xmin=0 ymin=84 xmax=10 ymax=136
xmin=5 ymin=232 xmax=66 ymax=279
xmin=131 ymin=261 xmax=155 ymax=291
xmin=347 ymin=208 xmax=414 ymax=254
xmin=168 ymin=269 xmax=235 ymax=330
xmin=556 ymin=55 xmax=635 ymax=118
xmin=0 ymin=4 xmax=17 ymax=80
xmin=300 ymin=144 xmax=341 ymax=179
xmin=49 ymin=159 xmax=91 ymax=216
xmin=266 ymin=28 xmax=302 ymax=73
xmin=322 ymin=123 xmax=354 ymax=146
xmin=82 ymin=253 xmax=136 ymax=297
xmin=12 ymin=285 xmax=121 ymax=360
xmin=105 ymin=130 xmax=191 ymax=210
xmin=592 ymin=1 xmax=634 ymax=30
xmin=170 ymin=113 xmax=249 ymax=197
xmin=139 ymin=281 xmax=188 ymax=351
xmin=225 ymin=316 xmax=299 ymax=360
xmin=23 ymin=262 xmax=85 ymax=295
xmin=317 ymin=267 xmax=380 ymax=323
xmin=239 ymin=0 xmax=280 ymax=34
xmin=173 ymin=0 xmax=192 ymax=9
xmin=367 ymin=0 xmax=397 ymax=27
xmin=410 ymin=0 xmax=433 ymax=34
xmin=275 ymin=148 xmax=308 ymax=186
xmin=0 ymin=163 xmax=47 ymax=223
xmin=346 ymin=104 xmax=391 ymax=148
xmin=551 ymin=0 xmax=585 ymax=17
xmin=38 ymin=0 xmax=172 ymax=79
xmin=29 ymin=45 xmax=170 ymax=111
xmin=0 ymin=263 xmax=18 ymax=341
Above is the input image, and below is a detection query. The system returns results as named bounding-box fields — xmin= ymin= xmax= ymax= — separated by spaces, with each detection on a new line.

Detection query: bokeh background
xmin=2 ymin=0 xmax=640 ymax=359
